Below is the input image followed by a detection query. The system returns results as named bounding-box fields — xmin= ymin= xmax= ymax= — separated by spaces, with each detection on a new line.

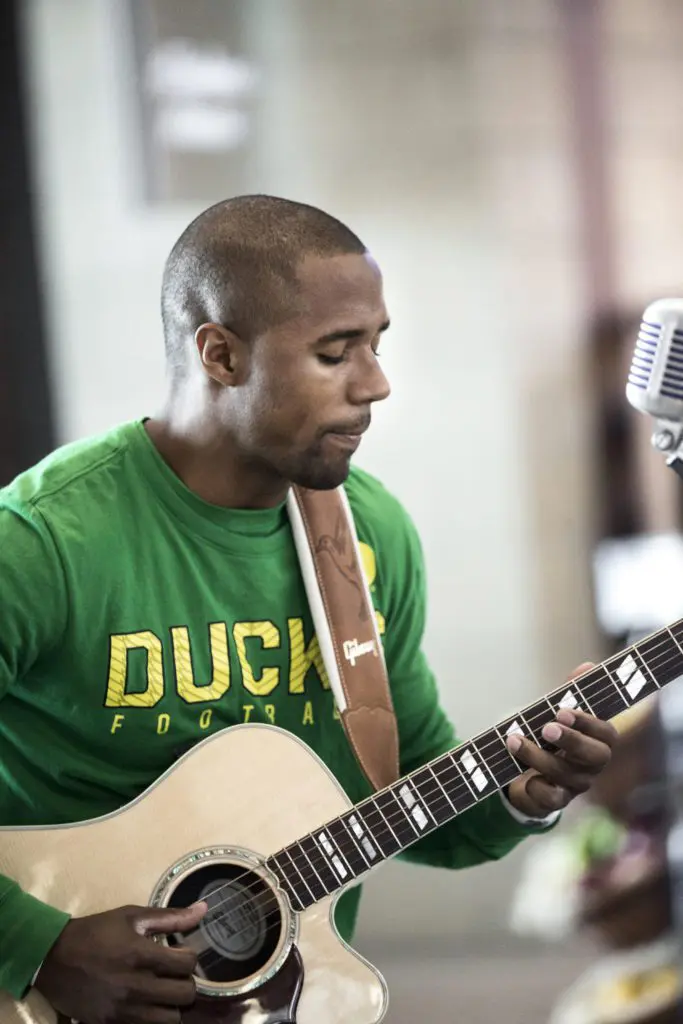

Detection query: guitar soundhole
xmin=165 ymin=863 xmax=283 ymax=987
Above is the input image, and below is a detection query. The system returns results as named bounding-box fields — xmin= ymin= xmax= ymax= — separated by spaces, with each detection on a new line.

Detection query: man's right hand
xmin=34 ymin=901 xmax=207 ymax=1024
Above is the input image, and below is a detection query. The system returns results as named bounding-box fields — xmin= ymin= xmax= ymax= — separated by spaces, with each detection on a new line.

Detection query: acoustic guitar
xmin=2 ymin=619 xmax=683 ymax=1023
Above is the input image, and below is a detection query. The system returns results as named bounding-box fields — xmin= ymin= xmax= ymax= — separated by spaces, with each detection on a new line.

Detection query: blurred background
xmin=4 ymin=0 xmax=683 ymax=1020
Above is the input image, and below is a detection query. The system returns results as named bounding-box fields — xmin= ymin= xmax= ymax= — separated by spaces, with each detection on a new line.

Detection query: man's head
xmin=161 ymin=195 xmax=390 ymax=491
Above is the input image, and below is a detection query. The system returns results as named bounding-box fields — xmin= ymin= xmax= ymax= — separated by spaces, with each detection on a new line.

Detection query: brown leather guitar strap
xmin=287 ymin=485 xmax=400 ymax=792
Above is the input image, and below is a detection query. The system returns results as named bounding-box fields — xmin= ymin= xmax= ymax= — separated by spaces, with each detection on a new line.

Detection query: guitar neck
xmin=267 ymin=617 xmax=683 ymax=911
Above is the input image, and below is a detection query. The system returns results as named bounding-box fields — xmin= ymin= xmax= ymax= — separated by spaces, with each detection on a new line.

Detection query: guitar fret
xmin=669 ymin=620 xmax=683 ymax=657
xmin=325 ymin=819 xmax=368 ymax=878
xmin=632 ymin=647 xmax=660 ymax=688
xmin=494 ymin=725 xmax=525 ymax=775
xmin=496 ymin=715 xmax=526 ymax=772
xmin=356 ymin=797 xmax=402 ymax=857
xmin=297 ymin=835 xmax=339 ymax=892
xmin=544 ymin=680 xmax=597 ymax=723
xmin=570 ymin=665 xmax=626 ymax=720
xmin=411 ymin=765 xmax=456 ymax=825
xmin=286 ymin=842 xmax=329 ymax=901
xmin=549 ymin=682 xmax=595 ymax=717
xmin=268 ymin=851 xmax=308 ymax=912
xmin=312 ymin=827 xmax=352 ymax=883
xmin=638 ymin=627 xmax=683 ymax=686
xmin=338 ymin=814 xmax=374 ymax=869
xmin=441 ymin=753 xmax=475 ymax=798
xmin=473 ymin=729 xmax=519 ymax=788
xmin=604 ymin=649 xmax=659 ymax=706
xmin=395 ymin=778 xmax=435 ymax=832
xmin=580 ymin=690 xmax=596 ymax=714
xmin=373 ymin=789 xmax=419 ymax=845
xmin=450 ymin=738 xmax=495 ymax=795
xmin=498 ymin=706 xmax=549 ymax=751
xmin=345 ymin=810 xmax=384 ymax=866
xmin=280 ymin=847 xmax=318 ymax=903
xmin=426 ymin=763 xmax=458 ymax=815
xmin=527 ymin=701 xmax=558 ymax=748
xmin=430 ymin=753 xmax=478 ymax=812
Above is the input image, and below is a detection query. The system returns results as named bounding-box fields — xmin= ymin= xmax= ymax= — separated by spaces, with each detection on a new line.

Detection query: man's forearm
xmin=0 ymin=877 xmax=70 ymax=1000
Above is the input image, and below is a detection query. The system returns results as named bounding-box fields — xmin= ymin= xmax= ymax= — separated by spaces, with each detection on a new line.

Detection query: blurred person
xmin=511 ymin=700 xmax=681 ymax=1024
xmin=0 ymin=195 xmax=617 ymax=1023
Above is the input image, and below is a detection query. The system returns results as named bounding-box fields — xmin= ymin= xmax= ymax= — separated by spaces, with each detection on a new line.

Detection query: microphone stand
xmin=665 ymin=458 xmax=683 ymax=485
xmin=651 ymin=424 xmax=683 ymax=1012
xmin=659 ymin=683 xmax=683 ymax=997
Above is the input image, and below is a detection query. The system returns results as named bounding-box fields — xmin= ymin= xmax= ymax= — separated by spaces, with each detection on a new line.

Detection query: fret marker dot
xmin=558 ymin=689 xmax=579 ymax=710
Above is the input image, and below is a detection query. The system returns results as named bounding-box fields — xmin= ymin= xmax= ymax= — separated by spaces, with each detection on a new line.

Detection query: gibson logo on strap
xmin=343 ymin=638 xmax=378 ymax=667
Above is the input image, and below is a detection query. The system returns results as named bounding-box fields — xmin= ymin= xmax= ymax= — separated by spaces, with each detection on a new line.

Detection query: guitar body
xmin=0 ymin=725 xmax=388 ymax=1024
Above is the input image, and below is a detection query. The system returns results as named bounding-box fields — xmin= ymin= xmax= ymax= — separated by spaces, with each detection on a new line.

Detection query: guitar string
xmin=177 ymin=638 xmax=680 ymax=960
xmin=194 ymin=630 xmax=678 ymax=918
xmin=186 ymin=625 xmax=683 ymax=930
xmin=185 ymin=636 xmax=680 ymax=945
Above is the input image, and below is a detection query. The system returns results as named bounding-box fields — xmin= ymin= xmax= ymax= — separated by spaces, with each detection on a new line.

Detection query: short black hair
xmin=161 ymin=194 xmax=367 ymax=374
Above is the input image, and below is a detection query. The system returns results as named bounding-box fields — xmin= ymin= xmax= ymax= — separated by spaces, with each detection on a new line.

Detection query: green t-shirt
xmin=0 ymin=420 xmax=543 ymax=998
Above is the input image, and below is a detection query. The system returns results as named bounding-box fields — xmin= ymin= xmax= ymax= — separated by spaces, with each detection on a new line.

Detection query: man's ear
xmin=194 ymin=323 xmax=248 ymax=385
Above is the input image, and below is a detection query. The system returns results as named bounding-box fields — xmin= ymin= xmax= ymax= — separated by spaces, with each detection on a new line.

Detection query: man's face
xmin=231 ymin=252 xmax=391 ymax=490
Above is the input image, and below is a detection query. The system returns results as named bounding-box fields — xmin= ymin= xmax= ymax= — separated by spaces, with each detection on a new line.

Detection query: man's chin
xmin=291 ymin=456 xmax=352 ymax=491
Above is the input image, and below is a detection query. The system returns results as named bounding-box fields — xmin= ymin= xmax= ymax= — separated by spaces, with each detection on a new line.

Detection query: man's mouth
xmin=325 ymin=418 xmax=371 ymax=439
xmin=326 ymin=432 xmax=364 ymax=452
xmin=320 ymin=416 xmax=371 ymax=454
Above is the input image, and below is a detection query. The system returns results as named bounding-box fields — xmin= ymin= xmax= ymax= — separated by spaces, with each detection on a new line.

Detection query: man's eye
xmin=317 ymin=353 xmax=346 ymax=366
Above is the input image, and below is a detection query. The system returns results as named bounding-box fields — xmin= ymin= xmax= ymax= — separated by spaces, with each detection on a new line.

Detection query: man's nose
xmin=349 ymin=355 xmax=391 ymax=405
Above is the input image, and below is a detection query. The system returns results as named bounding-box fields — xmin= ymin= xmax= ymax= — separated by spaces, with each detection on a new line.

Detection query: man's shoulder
xmin=344 ymin=465 xmax=419 ymax=547
xmin=0 ymin=420 xmax=139 ymax=515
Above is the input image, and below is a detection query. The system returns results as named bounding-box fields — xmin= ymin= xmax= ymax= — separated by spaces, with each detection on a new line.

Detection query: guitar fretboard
xmin=266 ymin=617 xmax=683 ymax=911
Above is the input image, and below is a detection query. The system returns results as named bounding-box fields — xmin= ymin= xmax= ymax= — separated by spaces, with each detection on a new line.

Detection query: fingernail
xmin=556 ymin=709 xmax=575 ymax=726
xmin=507 ymin=734 xmax=522 ymax=754
xmin=543 ymin=723 xmax=562 ymax=742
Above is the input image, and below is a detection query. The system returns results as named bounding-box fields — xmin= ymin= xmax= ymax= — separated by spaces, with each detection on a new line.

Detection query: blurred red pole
xmin=557 ymin=0 xmax=617 ymax=319
xmin=0 ymin=0 xmax=56 ymax=481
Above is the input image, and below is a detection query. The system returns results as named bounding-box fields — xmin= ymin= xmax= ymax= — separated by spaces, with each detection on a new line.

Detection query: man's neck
xmin=144 ymin=415 xmax=289 ymax=510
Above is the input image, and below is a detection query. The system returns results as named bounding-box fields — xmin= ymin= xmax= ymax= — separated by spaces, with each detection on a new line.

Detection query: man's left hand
xmin=505 ymin=663 xmax=619 ymax=819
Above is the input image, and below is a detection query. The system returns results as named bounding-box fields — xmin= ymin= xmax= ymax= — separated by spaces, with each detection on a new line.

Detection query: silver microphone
xmin=627 ymin=298 xmax=683 ymax=459
xmin=628 ymin=299 xmax=683 ymax=950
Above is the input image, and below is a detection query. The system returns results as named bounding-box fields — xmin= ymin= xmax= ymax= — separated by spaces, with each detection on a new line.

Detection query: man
xmin=0 ymin=195 xmax=616 ymax=1023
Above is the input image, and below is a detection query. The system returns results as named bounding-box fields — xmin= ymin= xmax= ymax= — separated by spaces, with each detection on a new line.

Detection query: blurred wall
xmin=20 ymin=0 xmax=590 ymax=950
xmin=21 ymin=0 xmax=683 ymax=953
